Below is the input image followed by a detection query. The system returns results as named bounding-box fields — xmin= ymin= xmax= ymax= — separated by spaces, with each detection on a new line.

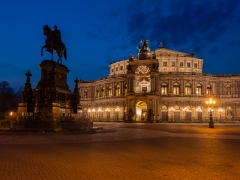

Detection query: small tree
xmin=0 ymin=81 xmax=21 ymax=119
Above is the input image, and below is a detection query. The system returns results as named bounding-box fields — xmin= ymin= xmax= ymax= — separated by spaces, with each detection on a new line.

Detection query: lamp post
xmin=218 ymin=108 xmax=223 ymax=122
xmin=169 ymin=107 xmax=175 ymax=122
xmin=206 ymin=98 xmax=216 ymax=128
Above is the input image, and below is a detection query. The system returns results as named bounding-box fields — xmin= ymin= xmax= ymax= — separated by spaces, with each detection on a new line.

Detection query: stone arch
xmin=136 ymin=101 xmax=147 ymax=121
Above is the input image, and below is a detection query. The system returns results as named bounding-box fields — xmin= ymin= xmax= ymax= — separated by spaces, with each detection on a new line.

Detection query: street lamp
xmin=218 ymin=108 xmax=223 ymax=122
xmin=206 ymin=98 xmax=216 ymax=128
xmin=169 ymin=107 xmax=175 ymax=122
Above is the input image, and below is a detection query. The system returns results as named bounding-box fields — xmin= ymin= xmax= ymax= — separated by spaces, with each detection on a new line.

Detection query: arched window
xmin=185 ymin=83 xmax=192 ymax=95
xmin=161 ymin=105 xmax=168 ymax=110
xmin=196 ymin=84 xmax=202 ymax=96
xmin=101 ymin=88 xmax=105 ymax=97
xmin=174 ymin=105 xmax=180 ymax=110
xmin=96 ymin=90 xmax=100 ymax=98
xmin=173 ymin=83 xmax=180 ymax=95
xmin=206 ymin=85 xmax=211 ymax=95
xmin=115 ymin=85 xmax=120 ymax=96
xmin=226 ymin=85 xmax=231 ymax=95
xmin=84 ymin=90 xmax=88 ymax=98
xmin=124 ymin=85 xmax=127 ymax=95
xmin=107 ymin=86 xmax=112 ymax=97
xmin=161 ymin=83 xmax=168 ymax=95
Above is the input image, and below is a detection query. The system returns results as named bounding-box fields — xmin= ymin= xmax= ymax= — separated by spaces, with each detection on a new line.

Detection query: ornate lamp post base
xmin=209 ymin=112 xmax=214 ymax=128
xmin=209 ymin=121 xmax=214 ymax=128
xmin=206 ymin=98 xmax=216 ymax=128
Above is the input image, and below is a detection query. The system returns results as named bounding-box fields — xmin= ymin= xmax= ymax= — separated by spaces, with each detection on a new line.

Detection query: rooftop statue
xmin=41 ymin=25 xmax=67 ymax=64
xmin=137 ymin=40 xmax=151 ymax=53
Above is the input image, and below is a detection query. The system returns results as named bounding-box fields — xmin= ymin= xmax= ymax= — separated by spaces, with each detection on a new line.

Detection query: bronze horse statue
xmin=41 ymin=25 xmax=67 ymax=63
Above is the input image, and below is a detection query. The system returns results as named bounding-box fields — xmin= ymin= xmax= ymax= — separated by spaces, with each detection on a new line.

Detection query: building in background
xmin=78 ymin=40 xmax=240 ymax=122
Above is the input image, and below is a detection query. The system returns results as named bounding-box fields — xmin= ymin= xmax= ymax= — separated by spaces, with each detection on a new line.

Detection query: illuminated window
xmin=206 ymin=85 xmax=211 ymax=95
xmin=101 ymin=88 xmax=105 ymax=97
xmin=107 ymin=86 xmax=112 ymax=96
xmin=124 ymin=85 xmax=127 ymax=95
xmin=173 ymin=83 xmax=180 ymax=95
xmin=162 ymin=105 xmax=168 ymax=110
xmin=185 ymin=83 xmax=192 ymax=95
xmin=96 ymin=90 xmax=100 ymax=98
xmin=115 ymin=85 xmax=120 ymax=96
xmin=163 ymin=62 xmax=167 ymax=66
xmin=161 ymin=83 xmax=168 ymax=95
xmin=142 ymin=87 xmax=147 ymax=94
xmin=84 ymin=90 xmax=88 ymax=98
xmin=174 ymin=105 xmax=180 ymax=110
xmin=196 ymin=84 xmax=202 ymax=95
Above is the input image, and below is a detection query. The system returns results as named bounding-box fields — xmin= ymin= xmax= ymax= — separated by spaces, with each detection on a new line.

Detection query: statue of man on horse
xmin=41 ymin=25 xmax=67 ymax=64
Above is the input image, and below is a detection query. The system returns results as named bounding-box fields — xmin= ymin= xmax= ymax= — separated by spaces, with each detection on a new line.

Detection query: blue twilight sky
xmin=0 ymin=0 xmax=240 ymax=91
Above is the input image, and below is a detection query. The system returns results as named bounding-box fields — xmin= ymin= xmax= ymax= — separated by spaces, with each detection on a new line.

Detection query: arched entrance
xmin=136 ymin=101 xmax=147 ymax=121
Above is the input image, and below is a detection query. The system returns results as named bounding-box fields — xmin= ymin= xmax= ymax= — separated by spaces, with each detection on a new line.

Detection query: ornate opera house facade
xmin=78 ymin=41 xmax=240 ymax=122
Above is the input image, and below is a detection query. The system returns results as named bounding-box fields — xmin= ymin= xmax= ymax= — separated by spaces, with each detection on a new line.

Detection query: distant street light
xmin=206 ymin=98 xmax=216 ymax=128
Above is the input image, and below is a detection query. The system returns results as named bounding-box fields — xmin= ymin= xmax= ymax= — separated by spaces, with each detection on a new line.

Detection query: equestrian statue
xmin=41 ymin=25 xmax=67 ymax=64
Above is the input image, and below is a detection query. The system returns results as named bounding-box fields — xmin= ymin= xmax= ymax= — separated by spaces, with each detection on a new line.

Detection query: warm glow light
xmin=183 ymin=107 xmax=188 ymax=112
xmin=169 ymin=107 xmax=175 ymax=111
xmin=88 ymin=109 xmax=91 ymax=112
xmin=218 ymin=108 xmax=223 ymax=112
xmin=196 ymin=107 xmax=202 ymax=112
xmin=115 ymin=107 xmax=120 ymax=112
xmin=92 ymin=109 xmax=95 ymax=112
xmin=137 ymin=110 xmax=141 ymax=115
xmin=10 ymin=112 xmax=13 ymax=116
xmin=98 ymin=108 xmax=102 ymax=112
xmin=206 ymin=98 xmax=216 ymax=105
xmin=208 ymin=108 xmax=213 ymax=112
xmin=106 ymin=108 xmax=110 ymax=112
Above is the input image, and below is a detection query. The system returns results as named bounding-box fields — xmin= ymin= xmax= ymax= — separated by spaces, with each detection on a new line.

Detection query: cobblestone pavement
xmin=0 ymin=122 xmax=240 ymax=180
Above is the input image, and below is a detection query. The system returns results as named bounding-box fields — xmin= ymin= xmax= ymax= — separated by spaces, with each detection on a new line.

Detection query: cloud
xmin=123 ymin=0 xmax=240 ymax=53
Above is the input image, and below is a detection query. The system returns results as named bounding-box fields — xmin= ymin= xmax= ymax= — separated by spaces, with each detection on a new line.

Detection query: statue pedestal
xmin=16 ymin=60 xmax=93 ymax=131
